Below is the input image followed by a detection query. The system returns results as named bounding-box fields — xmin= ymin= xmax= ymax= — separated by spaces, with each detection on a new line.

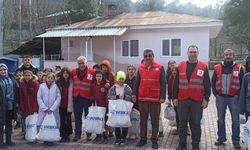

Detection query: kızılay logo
xmin=110 ymin=110 xmax=129 ymax=115
xmin=42 ymin=125 xmax=58 ymax=129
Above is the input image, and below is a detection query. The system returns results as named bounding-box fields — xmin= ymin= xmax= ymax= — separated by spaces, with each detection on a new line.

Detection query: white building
xmin=38 ymin=11 xmax=223 ymax=71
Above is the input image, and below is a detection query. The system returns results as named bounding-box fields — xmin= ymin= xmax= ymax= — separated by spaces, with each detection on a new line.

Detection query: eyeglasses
xmin=144 ymin=55 xmax=153 ymax=58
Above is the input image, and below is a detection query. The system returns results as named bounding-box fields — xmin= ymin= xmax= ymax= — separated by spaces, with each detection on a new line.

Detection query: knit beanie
xmin=116 ymin=71 xmax=126 ymax=81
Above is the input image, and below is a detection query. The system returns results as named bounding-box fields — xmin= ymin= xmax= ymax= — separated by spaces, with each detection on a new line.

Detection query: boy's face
xmin=24 ymin=73 xmax=32 ymax=82
xmin=95 ymin=73 xmax=103 ymax=83
xmin=23 ymin=58 xmax=31 ymax=67
xmin=15 ymin=72 xmax=23 ymax=80
xmin=117 ymin=78 xmax=125 ymax=86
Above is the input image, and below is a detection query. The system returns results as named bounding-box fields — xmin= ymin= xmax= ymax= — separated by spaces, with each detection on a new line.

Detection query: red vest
xmin=178 ymin=61 xmax=207 ymax=102
xmin=72 ymin=68 xmax=95 ymax=99
xmin=138 ymin=62 xmax=162 ymax=102
xmin=214 ymin=63 xmax=241 ymax=96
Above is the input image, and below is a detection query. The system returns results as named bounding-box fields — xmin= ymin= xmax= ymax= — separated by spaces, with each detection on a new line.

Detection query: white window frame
xmin=161 ymin=38 xmax=182 ymax=57
xmin=121 ymin=40 xmax=139 ymax=57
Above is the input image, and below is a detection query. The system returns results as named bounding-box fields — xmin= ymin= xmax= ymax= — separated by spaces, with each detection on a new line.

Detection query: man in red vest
xmin=212 ymin=49 xmax=244 ymax=149
xmin=134 ymin=49 xmax=166 ymax=149
xmin=72 ymin=56 xmax=95 ymax=142
xmin=173 ymin=45 xmax=211 ymax=150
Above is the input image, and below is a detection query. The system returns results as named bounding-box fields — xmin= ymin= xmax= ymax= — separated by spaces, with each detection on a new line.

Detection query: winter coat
xmin=16 ymin=64 xmax=39 ymax=75
xmin=0 ymin=74 xmax=19 ymax=124
xmin=56 ymin=79 xmax=73 ymax=112
xmin=107 ymin=84 xmax=133 ymax=102
xmin=37 ymin=82 xmax=61 ymax=126
xmin=90 ymin=81 xmax=108 ymax=107
xmin=19 ymin=76 xmax=39 ymax=118
xmin=100 ymin=60 xmax=115 ymax=86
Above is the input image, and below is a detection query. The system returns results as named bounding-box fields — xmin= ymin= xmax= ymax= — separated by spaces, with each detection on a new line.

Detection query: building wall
xmin=61 ymin=27 xmax=210 ymax=71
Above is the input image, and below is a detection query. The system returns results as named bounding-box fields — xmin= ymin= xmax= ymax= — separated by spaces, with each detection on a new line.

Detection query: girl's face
xmin=128 ymin=67 xmax=135 ymax=76
xmin=168 ymin=61 xmax=176 ymax=69
xmin=0 ymin=67 xmax=7 ymax=76
xmin=63 ymin=71 xmax=69 ymax=79
xmin=172 ymin=68 xmax=177 ymax=75
xmin=46 ymin=74 xmax=55 ymax=85
xmin=117 ymin=78 xmax=125 ymax=86
xmin=95 ymin=73 xmax=103 ymax=83
xmin=24 ymin=72 xmax=32 ymax=82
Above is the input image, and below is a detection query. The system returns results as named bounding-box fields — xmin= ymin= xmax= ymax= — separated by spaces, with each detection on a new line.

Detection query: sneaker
xmin=214 ymin=139 xmax=226 ymax=145
xmin=60 ymin=137 xmax=66 ymax=143
xmin=44 ymin=141 xmax=54 ymax=146
xmin=73 ymin=135 xmax=81 ymax=142
xmin=120 ymin=139 xmax=125 ymax=147
xmin=136 ymin=139 xmax=147 ymax=147
xmin=103 ymin=138 xmax=109 ymax=144
xmin=233 ymin=142 xmax=241 ymax=149
xmin=0 ymin=144 xmax=8 ymax=149
xmin=176 ymin=144 xmax=187 ymax=150
xmin=158 ymin=132 xmax=164 ymax=137
xmin=6 ymin=141 xmax=15 ymax=146
xmin=115 ymin=139 xmax=120 ymax=147
xmin=86 ymin=136 xmax=92 ymax=142
xmin=152 ymin=141 xmax=158 ymax=149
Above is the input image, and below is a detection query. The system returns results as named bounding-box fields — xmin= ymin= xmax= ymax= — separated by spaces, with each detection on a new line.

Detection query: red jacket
xmin=72 ymin=67 xmax=95 ymax=99
xmin=214 ymin=64 xmax=241 ymax=96
xmin=178 ymin=61 xmax=207 ymax=102
xmin=19 ymin=79 xmax=39 ymax=118
xmin=90 ymin=81 xmax=108 ymax=107
xmin=138 ymin=62 xmax=162 ymax=102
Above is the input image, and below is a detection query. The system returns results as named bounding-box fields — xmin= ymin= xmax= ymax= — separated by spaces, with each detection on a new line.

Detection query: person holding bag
xmin=90 ymin=70 xmax=109 ymax=143
xmin=37 ymin=72 xmax=61 ymax=145
xmin=19 ymin=70 xmax=39 ymax=141
xmin=56 ymin=67 xmax=73 ymax=143
xmin=107 ymin=71 xmax=134 ymax=147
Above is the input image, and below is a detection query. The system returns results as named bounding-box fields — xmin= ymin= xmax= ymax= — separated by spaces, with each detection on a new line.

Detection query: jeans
xmin=216 ymin=96 xmax=240 ymax=142
xmin=73 ymin=96 xmax=92 ymax=137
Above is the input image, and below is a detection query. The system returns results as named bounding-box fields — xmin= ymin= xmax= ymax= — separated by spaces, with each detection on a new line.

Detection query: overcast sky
xmin=131 ymin=0 xmax=226 ymax=7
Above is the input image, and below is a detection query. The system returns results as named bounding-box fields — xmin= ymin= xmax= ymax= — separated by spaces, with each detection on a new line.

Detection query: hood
xmin=100 ymin=59 xmax=113 ymax=73
xmin=20 ymin=74 xmax=38 ymax=83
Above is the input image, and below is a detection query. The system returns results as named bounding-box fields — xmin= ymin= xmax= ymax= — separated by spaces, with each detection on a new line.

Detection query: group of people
xmin=0 ymin=45 xmax=249 ymax=150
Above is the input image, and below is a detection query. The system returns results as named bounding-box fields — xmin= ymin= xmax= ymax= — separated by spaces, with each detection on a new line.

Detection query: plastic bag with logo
xmin=36 ymin=113 xmax=60 ymax=142
xmin=128 ymin=108 xmax=140 ymax=134
xmin=25 ymin=113 xmax=38 ymax=142
xmin=84 ymin=106 xmax=106 ymax=134
xmin=106 ymin=99 xmax=133 ymax=128
xmin=243 ymin=117 xmax=250 ymax=149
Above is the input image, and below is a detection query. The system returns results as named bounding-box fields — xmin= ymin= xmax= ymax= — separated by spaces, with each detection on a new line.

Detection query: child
xmin=56 ymin=67 xmax=73 ymax=142
xmin=0 ymin=64 xmax=19 ymax=148
xmin=19 ymin=70 xmax=39 ymax=139
xmin=107 ymin=71 xmax=133 ymax=147
xmin=90 ymin=70 xmax=109 ymax=143
xmin=37 ymin=71 xmax=44 ymax=84
xmin=14 ymin=70 xmax=23 ymax=129
xmin=167 ymin=67 xmax=179 ymax=134
xmin=37 ymin=72 xmax=61 ymax=145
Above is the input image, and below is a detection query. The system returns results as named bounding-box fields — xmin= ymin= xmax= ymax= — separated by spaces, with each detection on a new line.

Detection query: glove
xmin=240 ymin=114 xmax=246 ymax=124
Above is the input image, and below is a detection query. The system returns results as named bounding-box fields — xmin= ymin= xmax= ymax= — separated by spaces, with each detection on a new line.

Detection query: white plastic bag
xmin=84 ymin=106 xmax=106 ymax=134
xmin=106 ymin=99 xmax=133 ymax=127
xmin=164 ymin=104 xmax=176 ymax=120
xmin=243 ymin=116 xmax=250 ymax=149
xmin=240 ymin=114 xmax=246 ymax=124
xmin=168 ymin=118 xmax=177 ymax=127
xmin=147 ymin=116 xmax=164 ymax=132
xmin=25 ymin=113 xmax=38 ymax=142
xmin=36 ymin=114 xmax=60 ymax=142
xmin=128 ymin=109 xmax=140 ymax=134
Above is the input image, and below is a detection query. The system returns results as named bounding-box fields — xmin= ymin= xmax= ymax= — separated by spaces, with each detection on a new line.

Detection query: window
xmin=122 ymin=40 xmax=139 ymax=57
xmin=171 ymin=39 xmax=181 ymax=56
xmin=122 ymin=41 xmax=129 ymax=56
xmin=130 ymin=40 xmax=139 ymax=57
xmin=162 ymin=39 xmax=181 ymax=56
xmin=162 ymin=40 xmax=170 ymax=56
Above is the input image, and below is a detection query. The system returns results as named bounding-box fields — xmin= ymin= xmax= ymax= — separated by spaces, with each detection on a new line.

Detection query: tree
xmin=223 ymin=0 xmax=250 ymax=52
xmin=135 ymin=0 xmax=165 ymax=12
xmin=68 ymin=0 xmax=96 ymax=23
